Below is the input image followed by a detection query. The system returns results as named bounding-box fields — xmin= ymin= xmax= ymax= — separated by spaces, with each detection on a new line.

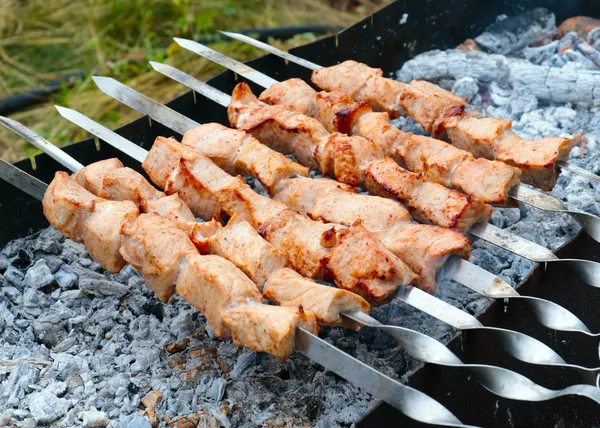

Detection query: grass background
xmin=0 ymin=0 xmax=390 ymax=162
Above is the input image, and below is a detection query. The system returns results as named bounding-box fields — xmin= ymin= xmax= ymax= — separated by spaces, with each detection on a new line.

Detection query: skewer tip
xmin=148 ymin=61 xmax=167 ymax=72
xmin=54 ymin=105 xmax=70 ymax=115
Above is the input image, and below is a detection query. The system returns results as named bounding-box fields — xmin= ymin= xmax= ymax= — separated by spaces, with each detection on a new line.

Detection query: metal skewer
xmin=49 ymin=83 xmax=600 ymax=383
xmin=176 ymin=38 xmax=600 ymax=244
xmin=0 ymin=158 xmax=470 ymax=427
xmin=216 ymin=31 xmax=600 ymax=187
xmin=9 ymin=117 xmax=600 ymax=407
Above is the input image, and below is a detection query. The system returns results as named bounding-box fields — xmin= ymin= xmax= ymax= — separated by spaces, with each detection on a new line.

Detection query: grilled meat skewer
xmin=182 ymin=122 xmax=470 ymax=293
xmin=73 ymin=157 xmax=370 ymax=326
xmin=216 ymin=33 xmax=593 ymax=190
xmin=43 ymin=172 xmax=318 ymax=358
xmin=260 ymin=78 xmax=521 ymax=205
xmin=311 ymin=61 xmax=582 ymax=190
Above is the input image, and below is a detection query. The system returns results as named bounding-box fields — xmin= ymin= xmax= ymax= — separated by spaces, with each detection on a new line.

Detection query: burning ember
xmin=1 ymin=7 xmax=599 ymax=427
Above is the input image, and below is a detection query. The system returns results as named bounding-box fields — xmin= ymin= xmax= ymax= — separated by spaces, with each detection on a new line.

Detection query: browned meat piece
xmin=395 ymin=133 xmax=521 ymax=204
xmin=259 ymin=78 xmax=370 ymax=135
xmin=257 ymin=208 xmax=339 ymax=280
xmin=229 ymin=92 xmax=328 ymax=172
xmin=314 ymin=90 xmax=373 ymax=135
xmin=177 ymin=151 xmax=289 ymax=228
xmin=273 ymin=176 xmax=410 ymax=232
xmin=73 ymin=158 xmax=124 ymax=196
xmin=374 ymin=224 xmax=470 ymax=294
xmin=442 ymin=117 xmax=509 ymax=159
xmin=182 ymin=122 xmax=309 ymax=194
xmin=259 ymin=78 xmax=317 ymax=117
xmin=143 ymin=137 xmax=224 ymax=221
xmin=43 ymin=172 xmax=138 ymax=273
xmin=324 ymin=221 xmax=417 ymax=302
xmin=101 ymin=167 xmax=163 ymax=209
xmin=120 ymin=214 xmax=198 ymax=301
xmin=222 ymin=302 xmax=317 ymax=359
xmin=328 ymin=132 xmax=383 ymax=187
xmin=199 ymin=213 xmax=289 ymax=290
xmin=176 ymin=252 xmax=262 ymax=336
xmin=364 ymin=158 xmax=492 ymax=230
xmin=443 ymin=116 xmax=582 ymax=190
xmin=264 ymin=268 xmax=370 ymax=328
xmin=399 ymin=80 xmax=466 ymax=134
xmin=311 ymin=60 xmax=407 ymax=118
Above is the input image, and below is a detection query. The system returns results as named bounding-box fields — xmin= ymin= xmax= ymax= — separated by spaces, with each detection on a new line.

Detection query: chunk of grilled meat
xmin=441 ymin=116 xmax=583 ymax=190
xmin=120 ymin=212 xmax=199 ymax=301
xmin=144 ymin=136 xmax=418 ymax=302
xmin=363 ymin=158 xmax=492 ymax=229
xmin=273 ymin=176 xmax=409 ymax=232
xmin=260 ymin=79 xmax=521 ymax=205
xmin=264 ymin=268 xmax=370 ymax=328
xmin=229 ymin=82 xmax=492 ymax=229
xmin=43 ymin=171 xmax=138 ymax=273
xmin=182 ymin=122 xmax=309 ymax=193
xmin=193 ymin=213 xmax=289 ymax=290
xmin=311 ymin=60 xmax=407 ymax=118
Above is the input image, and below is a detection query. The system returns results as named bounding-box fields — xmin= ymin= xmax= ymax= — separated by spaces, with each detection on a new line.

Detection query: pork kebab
xmin=218 ymin=32 xmax=595 ymax=191
xmin=71 ymin=157 xmax=370 ymax=328
xmin=62 ymin=84 xmax=600 ymax=341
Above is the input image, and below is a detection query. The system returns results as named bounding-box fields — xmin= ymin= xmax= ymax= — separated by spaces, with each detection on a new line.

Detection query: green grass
xmin=0 ymin=0 xmax=390 ymax=162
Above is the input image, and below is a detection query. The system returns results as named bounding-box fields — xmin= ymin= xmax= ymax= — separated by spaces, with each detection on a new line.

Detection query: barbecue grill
xmin=1 ymin=0 xmax=600 ymax=426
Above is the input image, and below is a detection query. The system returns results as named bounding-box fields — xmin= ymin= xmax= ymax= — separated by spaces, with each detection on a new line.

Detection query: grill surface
xmin=2 ymin=0 xmax=599 ymax=426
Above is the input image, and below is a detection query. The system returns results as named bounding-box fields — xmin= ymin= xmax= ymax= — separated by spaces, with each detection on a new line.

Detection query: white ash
xmin=474 ymin=7 xmax=556 ymax=55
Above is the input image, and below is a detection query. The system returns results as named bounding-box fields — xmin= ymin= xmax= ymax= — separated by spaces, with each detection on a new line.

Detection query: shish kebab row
xmin=165 ymin=40 xmax=600 ymax=245
xmin=86 ymin=74 xmax=600 ymax=341
xmin=219 ymin=32 xmax=600 ymax=190
xmin=5 ymin=123 xmax=600 ymax=420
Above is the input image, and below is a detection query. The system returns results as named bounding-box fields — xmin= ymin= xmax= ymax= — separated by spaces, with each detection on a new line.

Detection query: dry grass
xmin=0 ymin=0 xmax=390 ymax=161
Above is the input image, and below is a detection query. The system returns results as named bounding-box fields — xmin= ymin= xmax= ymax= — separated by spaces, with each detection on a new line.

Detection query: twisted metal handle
xmin=345 ymin=311 xmax=600 ymax=404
